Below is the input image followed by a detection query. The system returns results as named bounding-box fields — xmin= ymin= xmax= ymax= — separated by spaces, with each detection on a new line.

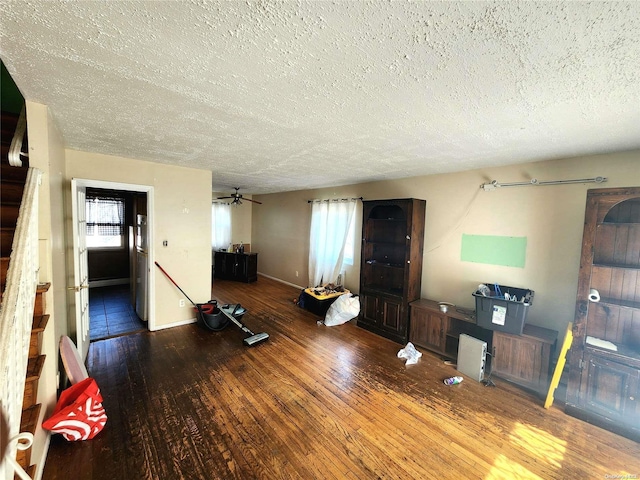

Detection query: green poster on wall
xmin=461 ymin=234 xmax=527 ymax=268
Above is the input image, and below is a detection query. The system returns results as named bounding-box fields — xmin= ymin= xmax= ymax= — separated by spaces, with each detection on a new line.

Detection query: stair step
xmin=23 ymin=355 xmax=46 ymax=409
xmin=0 ymin=163 xmax=29 ymax=183
xmin=25 ymin=355 xmax=45 ymax=382
xmin=16 ymin=404 xmax=41 ymax=470
xmin=3 ymin=285 xmax=52 ymax=315
xmin=12 ymin=464 xmax=37 ymax=480
xmin=1 ymin=227 xmax=14 ymax=256
xmin=1 ymin=256 xmax=8 ymax=290
xmin=34 ymin=283 xmax=51 ymax=316
xmin=1 ymin=204 xmax=20 ymax=228
xmin=0 ymin=181 xmax=25 ymax=205
xmin=32 ymin=314 xmax=50 ymax=334
xmin=0 ymin=143 xmax=8 ymax=162
xmin=29 ymin=314 xmax=50 ymax=358
xmin=1 ymin=111 xmax=21 ymax=136
xmin=20 ymin=464 xmax=37 ymax=480
xmin=0 ymin=283 xmax=51 ymax=313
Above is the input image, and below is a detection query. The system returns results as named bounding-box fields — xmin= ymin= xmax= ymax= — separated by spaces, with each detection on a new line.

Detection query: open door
xmin=70 ymin=178 xmax=155 ymax=358
xmin=70 ymin=179 xmax=90 ymax=360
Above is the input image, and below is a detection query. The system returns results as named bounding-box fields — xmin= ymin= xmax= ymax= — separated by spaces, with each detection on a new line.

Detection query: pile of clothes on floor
xmin=308 ymin=283 xmax=346 ymax=297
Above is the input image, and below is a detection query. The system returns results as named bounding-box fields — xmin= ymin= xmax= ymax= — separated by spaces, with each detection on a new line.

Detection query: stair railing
xmin=8 ymin=106 xmax=29 ymax=167
xmin=0 ymin=168 xmax=42 ymax=480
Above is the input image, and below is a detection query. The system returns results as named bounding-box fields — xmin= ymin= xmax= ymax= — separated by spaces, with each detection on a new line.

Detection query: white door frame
xmin=71 ymin=178 xmax=155 ymax=360
xmin=70 ymin=179 xmax=89 ymax=361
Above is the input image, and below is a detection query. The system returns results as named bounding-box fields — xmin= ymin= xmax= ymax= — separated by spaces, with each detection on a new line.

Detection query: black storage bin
xmin=301 ymin=290 xmax=341 ymax=317
xmin=473 ymin=283 xmax=534 ymax=335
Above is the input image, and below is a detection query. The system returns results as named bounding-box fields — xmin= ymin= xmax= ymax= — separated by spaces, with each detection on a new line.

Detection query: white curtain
xmin=308 ymin=199 xmax=357 ymax=287
xmin=212 ymin=202 xmax=231 ymax=250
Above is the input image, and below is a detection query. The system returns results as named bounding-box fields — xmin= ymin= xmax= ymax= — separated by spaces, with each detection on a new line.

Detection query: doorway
xmin=71 ymin=179 xmax=154 ymax=360
xmin=85 ymin=187 xmax=147 ymax=341
xmin=89 ymin=284 xmax=145 ymax=341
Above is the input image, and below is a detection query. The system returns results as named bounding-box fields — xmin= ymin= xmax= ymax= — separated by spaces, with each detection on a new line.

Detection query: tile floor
xmin=89 ymin=284 xmax=147 ymax=341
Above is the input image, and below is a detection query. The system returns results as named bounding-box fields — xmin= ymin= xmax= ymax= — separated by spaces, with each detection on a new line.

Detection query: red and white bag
xmin=42 ymin=377 xmax=107 ymax=441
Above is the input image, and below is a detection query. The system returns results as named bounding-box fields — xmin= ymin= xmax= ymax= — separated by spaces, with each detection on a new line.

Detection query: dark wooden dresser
xmin=213 ymin=251 xmax=258 ymax=283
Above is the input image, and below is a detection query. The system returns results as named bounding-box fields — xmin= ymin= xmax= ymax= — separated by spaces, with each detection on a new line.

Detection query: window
xmin=342 ymin=215 xmax=356 ymax=266
xmin=212 ymin=202 xmax=231 ymax=250
xmin=85 ymin=194 xmax=125 ymax=248
xmin=308 ymin=198 xmax=358 ymax=287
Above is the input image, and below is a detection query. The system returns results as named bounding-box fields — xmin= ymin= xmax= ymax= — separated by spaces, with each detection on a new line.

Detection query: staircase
xmin=1 ymin=109 xmax=48 ymax=479
xmin=14 ymin=284 xmax=50 ymax=479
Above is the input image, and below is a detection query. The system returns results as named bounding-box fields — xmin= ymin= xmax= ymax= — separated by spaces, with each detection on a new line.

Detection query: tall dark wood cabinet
xmin=358 ymin=198 xmax=425 ymax=344
xmin=565 ymin=187 xmax=640 ymax=441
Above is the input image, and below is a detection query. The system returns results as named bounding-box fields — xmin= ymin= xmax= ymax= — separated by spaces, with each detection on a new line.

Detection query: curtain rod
xmin=307 ymin=197 xmax=363 ymax=203
xmin=480 ymin=176 xmax=607 ymax=191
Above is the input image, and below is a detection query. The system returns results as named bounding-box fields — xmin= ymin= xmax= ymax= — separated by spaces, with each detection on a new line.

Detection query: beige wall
xmin=252 ymin=188 xmax=359 ymax=289
xmin=65 ymin=150 xmax=212 ymax=329
xmin=25 ymin=100 xmax=67 ymax=478
xmin=253 ymin=151 xmax=640 ymax=339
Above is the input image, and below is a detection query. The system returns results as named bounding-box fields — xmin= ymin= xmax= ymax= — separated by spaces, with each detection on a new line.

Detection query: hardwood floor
xmin=43 ymin=276 xmax=640 ymax=479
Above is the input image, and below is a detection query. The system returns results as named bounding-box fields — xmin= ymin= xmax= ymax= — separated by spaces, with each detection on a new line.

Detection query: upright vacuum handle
xmin=154 ymin=261 xmax=196 ymax=307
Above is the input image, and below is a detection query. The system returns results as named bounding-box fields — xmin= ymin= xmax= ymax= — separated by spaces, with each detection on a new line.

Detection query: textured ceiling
xmin=1 ymin=1 xmax=639 ymax=194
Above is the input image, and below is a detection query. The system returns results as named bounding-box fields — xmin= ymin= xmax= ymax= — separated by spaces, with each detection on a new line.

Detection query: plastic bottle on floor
xmin=444 ymin=376 xmax=463 ymax=385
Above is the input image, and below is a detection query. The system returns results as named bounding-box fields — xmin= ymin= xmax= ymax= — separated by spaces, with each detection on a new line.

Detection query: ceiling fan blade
xmin=219 ymin=188 xmax=261 ymax=205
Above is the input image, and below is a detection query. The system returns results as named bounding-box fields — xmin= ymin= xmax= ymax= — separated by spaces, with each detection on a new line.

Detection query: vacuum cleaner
xmin=219 ymin=303 xmax=270 ymax=347
xmin=155 ymin=261 xmax=269 ymax=347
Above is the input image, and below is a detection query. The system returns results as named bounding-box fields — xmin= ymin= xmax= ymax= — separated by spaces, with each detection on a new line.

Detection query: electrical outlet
xmin=179 ymin=299 xmax=185 ymax=307
xmin=295 ymin=271 xmax=299 ymax=277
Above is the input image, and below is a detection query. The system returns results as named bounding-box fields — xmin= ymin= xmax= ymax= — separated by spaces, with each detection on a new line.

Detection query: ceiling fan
xmin=217 ymin=187 xmax=262 ymax=205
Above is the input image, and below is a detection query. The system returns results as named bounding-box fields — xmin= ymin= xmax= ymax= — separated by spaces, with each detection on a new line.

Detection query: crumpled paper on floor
xmin=397 ymin=342 xmax=422 ymax=365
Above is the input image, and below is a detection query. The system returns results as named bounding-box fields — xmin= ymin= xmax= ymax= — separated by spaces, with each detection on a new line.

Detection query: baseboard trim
xmin=150 ymin=317 xmax=197 ymax=332
xmin=257 ymin=272 xmax=305 ymax=291
xmin=155 ymin=275 xmax=303 ymax=332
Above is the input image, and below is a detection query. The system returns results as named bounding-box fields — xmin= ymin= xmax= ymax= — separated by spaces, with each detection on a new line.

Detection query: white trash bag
xmin=323 ymin=294 xmax=360 ymax=326
xmin=397 ymin=342 xmax=422 ymax=365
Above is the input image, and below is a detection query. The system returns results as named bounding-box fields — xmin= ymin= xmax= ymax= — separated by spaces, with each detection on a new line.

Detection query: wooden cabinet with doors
xmin=579 ymin=351 xmax=640 ymax=424
xmin=409 ymin=299 xmax=492 ymax=359
xmin=214 ymin=251 xmax=258 ymax=283
xmin=358 ymin=198 xmax=425 ymax=344
xmin=360 ymin=292 xmax=403 ymax=337
xmin=566 ymin=187 xmax=640 ymax=441
xmin=410 ymin=304 xmax=448 ymax=353
xmin=492 ymin=324 xmax=557 ymax=396
xmin=409 ymin=299 xmax=555 ymax=394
